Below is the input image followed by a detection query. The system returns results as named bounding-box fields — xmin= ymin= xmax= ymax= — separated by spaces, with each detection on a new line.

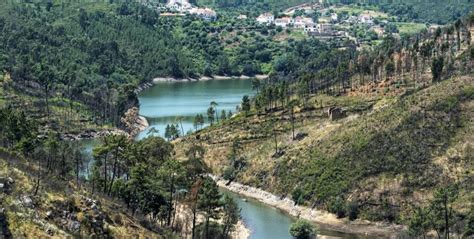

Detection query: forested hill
xmin=0 ymin=1 xmax=287 ymax=127
xmin=324 ymin=0 xmax=473 ymax=24
xmin=174 ymin=14 xmax=474 ymax=237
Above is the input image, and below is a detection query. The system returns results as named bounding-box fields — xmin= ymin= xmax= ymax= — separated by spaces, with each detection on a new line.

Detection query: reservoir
xmin=137 ymin=78 xmax=254 ymax=139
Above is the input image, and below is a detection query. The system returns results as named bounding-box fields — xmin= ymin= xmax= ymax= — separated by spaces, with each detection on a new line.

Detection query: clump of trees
xmin=0 ymin=107 xmax=241 ymax=238
xmin=408 ymin=185 xmax=461 ymax=238
xmin=289 ymin=219 xmax=316 ymax=239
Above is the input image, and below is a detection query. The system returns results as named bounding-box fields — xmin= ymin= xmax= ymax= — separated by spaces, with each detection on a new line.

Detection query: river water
xmin=137 ymin=79 xmax=254 ymax=139
xmin=83 ymin=78 xmax=360 ymax=239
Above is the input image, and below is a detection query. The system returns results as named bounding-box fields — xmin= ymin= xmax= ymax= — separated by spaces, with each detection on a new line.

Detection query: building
xmin=358 ymin=13 xmax=374 ymax=25
xmin=294 ymin=16 xmax=313 ymax=28
xmin=167 ymin=0 xmax=192 ymax=12
xmin=307 ymin=23 xmax=343 ymax=39
xmin=237 ymin=14 xmax=247 ymax=20
xmin=304 ymin=23 xmax=318 ymax=33
xmin=256 ymin=13 xmax=274 ymax=25
xmin=189 ymin=8 xmax=217 ymax=21
xmin=317 ymin=23 xmax=333 ymax=33
xmin=275 ymin=17 xmax=293 ymax=28
xmin=331 ymin=13 xmax=338 ymax=23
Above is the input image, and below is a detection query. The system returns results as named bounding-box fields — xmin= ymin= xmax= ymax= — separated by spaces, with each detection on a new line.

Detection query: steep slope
xmin=0 ymin=149 xmax=165 ymax=238
xmin=175 ymin=73 xmax=473 ymax=227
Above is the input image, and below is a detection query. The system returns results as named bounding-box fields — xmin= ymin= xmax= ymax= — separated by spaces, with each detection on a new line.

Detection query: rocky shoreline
xmin=153 ymin=74 xmax=268 ymax=83
xmin=212 ymin=175 xmax=405 ymax=239
xmin=232 ymin=220 xmax=251 ymax=239
xmin=60 ymin=112 xmax=149 ymax=141
xmin=60 ymin=128 xmax=128 ymax=141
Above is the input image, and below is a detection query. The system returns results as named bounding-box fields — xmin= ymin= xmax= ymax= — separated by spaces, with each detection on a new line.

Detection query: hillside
xmin=173 ymin=17 xmax=474 ymax=235
xmin=323 ymin=0 xmax=473 ymax=24
xmin=0 ymin=149 xmax=165 ymax=238
xmin=175 ymin=72 xmax=473 ymax=235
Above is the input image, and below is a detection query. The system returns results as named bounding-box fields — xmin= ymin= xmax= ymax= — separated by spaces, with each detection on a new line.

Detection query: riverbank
xmin=212 ymin=175 xmax=405 ymax=238
xmin=60 ymin=128 xmax=128 ymax=141
xmin=232 ymin=220 xmax=251 ymax=239
xmin=153 ymin=74 xmax=268 ymax=83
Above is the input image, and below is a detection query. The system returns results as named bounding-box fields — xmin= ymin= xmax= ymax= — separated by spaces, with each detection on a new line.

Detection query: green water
xmin=137 ymin=79 xmax=254 ymax=139
xmin=81 ymin=79 xmax=362 ymax=239
xmin=222 ymin=189 xmax=360 ymax=239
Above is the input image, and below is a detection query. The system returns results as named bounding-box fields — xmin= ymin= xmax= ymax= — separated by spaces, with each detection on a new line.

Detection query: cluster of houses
xmin=256 ymin=13 xmax=344 ymax=38
xmin=164 ymin=0 xmax=217 ymax=21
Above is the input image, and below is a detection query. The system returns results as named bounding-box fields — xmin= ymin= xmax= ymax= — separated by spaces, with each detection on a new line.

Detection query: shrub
xmin=328 ymin=197 xmax=346 ymax=218
xmin=291 ymin=188 xmax=304 ymax=205
xmin=222 ymin=167 xmax=236 ymax=181
xmin=347 ymin=201 xmax=359 ymax=221
xmin=289 ymin=219 xmax=316 ymax=239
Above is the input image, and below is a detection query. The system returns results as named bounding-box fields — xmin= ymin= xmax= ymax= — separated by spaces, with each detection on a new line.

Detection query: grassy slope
xmin=0 ymin=150 xmax=163 ymax=238
xmin=175 ymin=73 xmax=473 ymax=222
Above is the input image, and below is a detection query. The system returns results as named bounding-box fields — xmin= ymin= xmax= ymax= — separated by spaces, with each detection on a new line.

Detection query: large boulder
xmin=20 ymin=195 xmax=33 ymax=208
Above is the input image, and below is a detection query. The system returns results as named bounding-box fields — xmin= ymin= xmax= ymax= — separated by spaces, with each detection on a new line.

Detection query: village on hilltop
xmin=139 ymin=0 xmax=433 ymax=45
xmin=253 ymin=2 xmax=432 ymax=44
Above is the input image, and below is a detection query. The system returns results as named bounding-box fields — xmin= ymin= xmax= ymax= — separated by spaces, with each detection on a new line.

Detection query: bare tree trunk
xmin=192 ymin=206 xmax=197 ymax=239
xmin=103 ymin=155 xmax=107 ymax=193
xmin=108 ymin=152 xmax=118 ymax=195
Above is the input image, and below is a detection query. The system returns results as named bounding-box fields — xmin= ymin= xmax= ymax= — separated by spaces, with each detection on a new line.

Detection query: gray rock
xmin=68 ymin=220 xmax=81 ymax=232
xmin=46 ymin=227 xmax=54 ymax=236
xmin=45 ymin=211 xmax=53 ymax=219
xmin=21 ymin=195 xmax=33 ymax=208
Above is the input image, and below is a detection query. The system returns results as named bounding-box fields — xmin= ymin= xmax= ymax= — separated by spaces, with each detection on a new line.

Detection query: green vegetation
xmin=289 ymin=219 xmax=316 ymax=239
xmin=0 ymin=1 xmax=311 ymax=129
xmin=1 ymin=0 xmax=473 ymax=238
xmin=375 ymin=0 xmax=474 ymax=24
xmin=0 ymin=106 xmax=241 ymax=238
xmin=175 ymin=15 xmax=474 ymax=237
xmin=394 ymin=22 xmax=427 ymax=36
xmin=327 ymin=0 xmax=473 ymax=24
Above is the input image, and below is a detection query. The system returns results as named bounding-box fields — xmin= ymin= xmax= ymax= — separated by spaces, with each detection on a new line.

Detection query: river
xmin=137 ymin=78 xmax=254 ymax=139
xmin=82 ymin=78 xmax=360 ymax=239
xmin=221 ymin=189 xmax=360 ymax=239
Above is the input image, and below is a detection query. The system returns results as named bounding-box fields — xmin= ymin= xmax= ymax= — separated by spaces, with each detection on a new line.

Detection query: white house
xmin=189 ymin=8 xmax=217 ymax=21
xmin=256 ymin=13 xmax=274 ymax=25
xmin=331 ymin=13 xmax=338 ymax=22
xmin=237 ymin=14 xmax=247 ymax=20
xmin=275 ymin=17 xmax=292 ymax=28
xmin=167 ymin=0 xmax=192 ymax=12
xmin=358 ymin=13 xmax=374 ymax=25
xmin=304 ymin=23 xmax=318 ymax=33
